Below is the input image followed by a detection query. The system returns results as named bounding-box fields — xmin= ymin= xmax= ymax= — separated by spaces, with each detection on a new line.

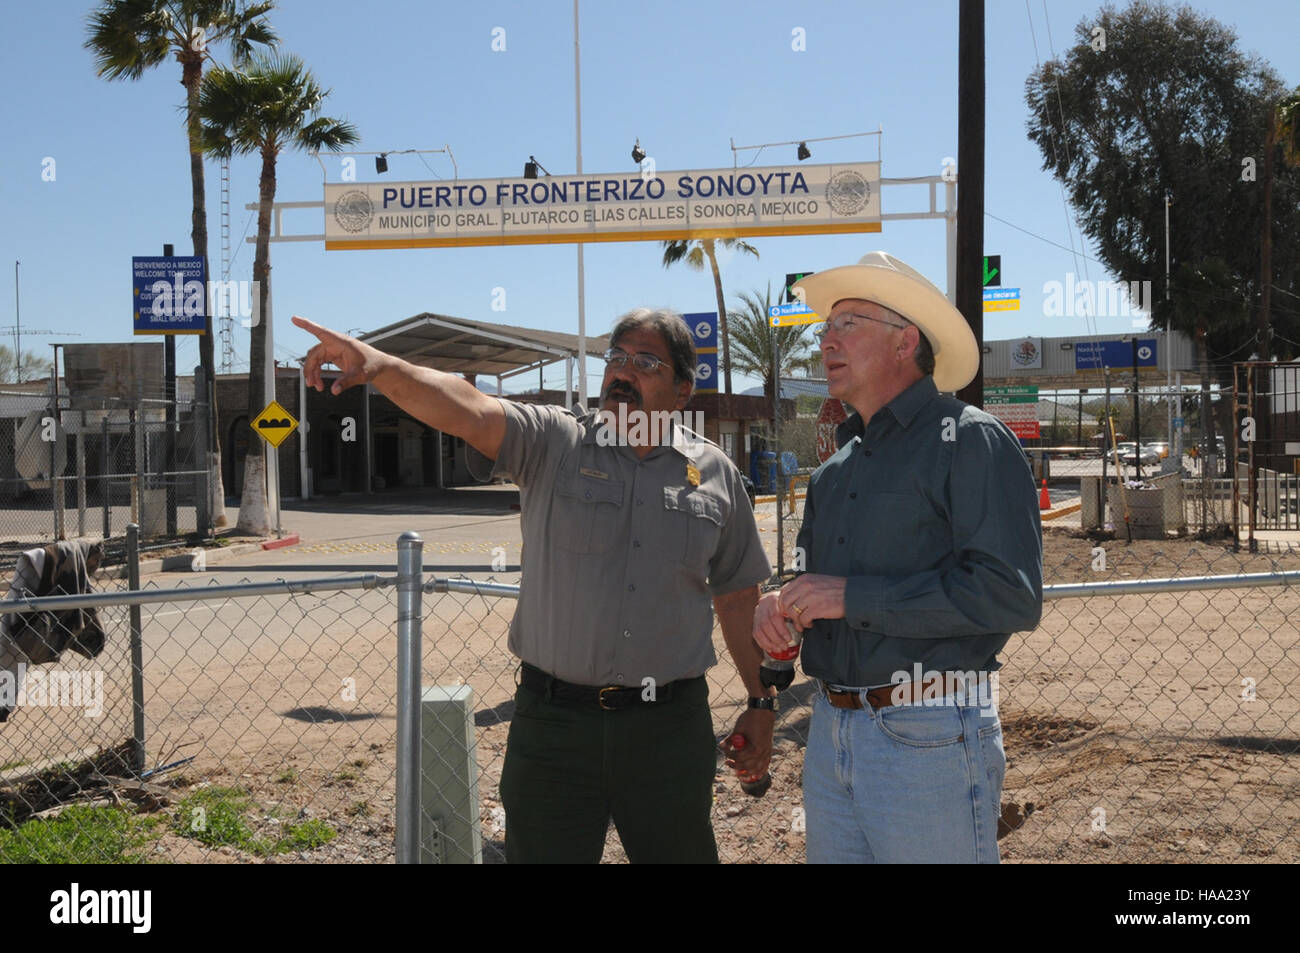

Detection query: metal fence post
xmin=194 ymin=368 xmax=211 ymax=537
xmin=50 ymin=399 xmax=65 ymax=541
xmin=76 ymin=410 xmax=87 ymax=538
xmin=134 ymin=393 xmax=145 ymax=537
xmin=395 ymin=531 xmax=424 ymax=864
xmin=127 ymin=523 xmax=146 ymax=775
xmin=54 ymin=478 xmax=65 ymax=541
xmin=101 ymin=413 xmax=111 ymax=539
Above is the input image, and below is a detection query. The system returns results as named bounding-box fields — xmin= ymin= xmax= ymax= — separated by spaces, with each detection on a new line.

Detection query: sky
xmin=1 ymin=0 xmax=1297 ymax=398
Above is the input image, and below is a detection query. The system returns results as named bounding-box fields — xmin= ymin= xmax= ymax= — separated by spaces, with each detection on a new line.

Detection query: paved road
xmin=148 ymin=484 xmax=821 ymax=582
xmin=133 ymin=485 xmax=809 ymax=664
xmin=1047 ymin=454 xmax=1225 ymax=480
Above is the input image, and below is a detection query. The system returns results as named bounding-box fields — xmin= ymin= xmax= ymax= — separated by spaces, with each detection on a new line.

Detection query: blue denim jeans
xmin=803 ymin=688 xmax=1005 ymax=863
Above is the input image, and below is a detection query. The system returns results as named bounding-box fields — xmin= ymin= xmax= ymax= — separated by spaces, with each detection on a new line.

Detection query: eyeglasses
xmin=812 ymin=313 xmax=908 ymax=343
xmin=603 ymin=347 xmax=670 ymax=374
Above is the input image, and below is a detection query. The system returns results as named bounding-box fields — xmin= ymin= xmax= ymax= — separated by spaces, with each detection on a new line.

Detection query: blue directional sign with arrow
xmin=769 ymin=302 xmax=819 ymax=326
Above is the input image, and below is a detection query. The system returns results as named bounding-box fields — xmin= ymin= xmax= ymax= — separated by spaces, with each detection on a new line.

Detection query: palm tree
xmin=728 ymin=285 xmax=816 ymax=409
xmin=199 ymin=53 xmax=358 ymax=533
xmin=86 ymin=0 xmax=277 ymax=529
xmin=661 ymin=238 xmax=758 ymax=394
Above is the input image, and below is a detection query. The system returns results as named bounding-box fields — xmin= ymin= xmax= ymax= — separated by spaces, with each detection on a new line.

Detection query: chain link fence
xmin=0 ymin=525 xmax=1297 ymax=863
xmin=0 ymin=392 xmax=213 ymax=576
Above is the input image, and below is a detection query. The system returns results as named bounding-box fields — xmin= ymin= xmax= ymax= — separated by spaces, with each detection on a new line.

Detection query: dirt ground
xmin=2 ymin=524 xmax=1298 ymax=863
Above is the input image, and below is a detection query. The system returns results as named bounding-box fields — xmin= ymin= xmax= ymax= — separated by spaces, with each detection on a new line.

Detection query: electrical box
xmin=419 ymin=684 xmax=482 ymax=864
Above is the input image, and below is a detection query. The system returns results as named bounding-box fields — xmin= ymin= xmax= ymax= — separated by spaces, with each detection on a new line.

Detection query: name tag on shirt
xmin=580 ymin=466 xmax=610 ymax=480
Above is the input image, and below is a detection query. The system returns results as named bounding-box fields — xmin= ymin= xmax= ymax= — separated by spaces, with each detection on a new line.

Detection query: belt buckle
xmin=598 ymin=685 xmax=621 ymax=711
xmin=823 ymin=681 xmax=864 ymax=710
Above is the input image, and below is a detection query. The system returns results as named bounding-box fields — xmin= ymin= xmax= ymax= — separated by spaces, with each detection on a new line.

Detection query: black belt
xmin=520 ymin=663 xmax=696 ymax=711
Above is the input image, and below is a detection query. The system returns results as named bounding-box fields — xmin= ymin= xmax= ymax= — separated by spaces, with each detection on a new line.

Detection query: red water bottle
xmin=727 ymin=733 xmax=772 ymax=798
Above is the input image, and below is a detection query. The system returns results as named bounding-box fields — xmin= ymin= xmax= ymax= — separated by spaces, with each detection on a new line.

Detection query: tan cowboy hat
xmin=793 ymin=251 xmax=979 ymax=392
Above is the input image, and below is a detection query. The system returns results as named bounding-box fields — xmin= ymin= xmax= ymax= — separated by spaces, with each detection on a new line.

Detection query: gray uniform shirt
xmin=468 ymin=401 xmax=771 ymax=687
xmin=797 ymin=375 xmax=1043 ymax=688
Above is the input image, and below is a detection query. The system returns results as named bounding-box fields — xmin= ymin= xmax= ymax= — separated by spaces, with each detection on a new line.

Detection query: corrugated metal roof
xmin=355 ymin=312 xmax=609 ymax=378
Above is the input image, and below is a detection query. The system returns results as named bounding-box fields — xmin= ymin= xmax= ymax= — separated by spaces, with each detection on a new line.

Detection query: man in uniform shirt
xmin=753 ymin=253 xmax=1042 ymax=864
xmin=296 ymin=308 xmax=774 ymax=863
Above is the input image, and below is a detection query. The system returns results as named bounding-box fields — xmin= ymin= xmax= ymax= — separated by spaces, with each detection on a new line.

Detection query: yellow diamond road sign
xmin=253 ymin=400 xmax=298 ymax=448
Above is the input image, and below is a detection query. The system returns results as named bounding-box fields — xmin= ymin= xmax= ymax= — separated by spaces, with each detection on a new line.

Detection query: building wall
xmin=213 ymin=373 xmax=794 ymax=499
xmin=217 ymin=371 xmax=310 ymax=500
xmin=216 ymin=369 xmax=490 ymax=499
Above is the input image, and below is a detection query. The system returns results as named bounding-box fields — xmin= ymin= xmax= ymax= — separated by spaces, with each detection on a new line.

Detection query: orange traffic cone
xmin=1039 ymin=479 xmax=1051 ymax=511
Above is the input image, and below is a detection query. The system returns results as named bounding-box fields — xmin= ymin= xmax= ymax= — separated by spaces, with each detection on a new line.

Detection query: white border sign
xmin=324 ymin=161 xmax=881 ymax=250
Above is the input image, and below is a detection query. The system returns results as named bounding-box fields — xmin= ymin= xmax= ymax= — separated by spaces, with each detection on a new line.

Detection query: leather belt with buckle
xmin=521 ymin=663 xmax=691 ymax=711
xmin=821 ymin=677 xmax=957 ymax=711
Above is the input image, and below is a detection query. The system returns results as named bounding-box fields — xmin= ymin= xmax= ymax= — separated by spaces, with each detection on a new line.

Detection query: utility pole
xmin=954 ymin=0 xmax=985 ymax=408
xmin=5 ymin=260 xmax=80 ymax=382
xmin=12 ymin=261 xmax=17 ymax=379
xmin=1170 ymin=191 xmax=1180 ymax=452
xmin=573 ymin=0 xmax=587 ymax=406
xmin=1259 ymin=111 xmax=1275 ymax=364
xmin=1256 ymin=110 xmax=1276 ymax=462
xmin=163 ymin=244 xmax=178 ymax=536
xmin=1132 ymin=337 xmax=1142 ymax=479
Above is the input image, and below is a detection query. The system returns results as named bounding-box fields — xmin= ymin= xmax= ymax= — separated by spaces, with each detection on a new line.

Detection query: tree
xmin=727 ymin=285 xmax=816 ymax=408
xmin=1279 ymin=90 xmax=1300 ymax=166
xmin=0 ymin=347 xmax=53 ymax=385
xmin=86 ymin=0 xmax=277 ymax=529
xmin=1268 ymin=87 xmax=1300 ymax=361
xmin=1023 ymin=2 xmax=1300 ymax=387
xmin=661 ymin=238 xmax=759 ymax=395
xmin=199 ymin=53 xmax=358 ymax=534
xmin=1169 ymin=258 xmax=1248 ymax=457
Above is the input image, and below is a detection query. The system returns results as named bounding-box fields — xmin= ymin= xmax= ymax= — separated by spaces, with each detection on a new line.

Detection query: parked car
xmin=1145 ymin=441 xmax=1171 ymax=459
xmin=1196 ymin=436 xmax=1227 ymax=457
xmin=1110 ymin=442 xmax=1159 ymax=467
xmin=1108 ymin=442 xmax=1131 ymax=463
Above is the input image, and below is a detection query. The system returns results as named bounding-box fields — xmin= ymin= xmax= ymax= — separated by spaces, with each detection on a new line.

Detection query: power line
xmin=985 ymin=211 xmax=1107 ymax=262
xmin=1025 ymin=0 xmax=1098 ymax=340
xmin=415 ymin=152 xmax=444 ymax=179
xmin=1041 ymin=0 xmax=1096 ymax=325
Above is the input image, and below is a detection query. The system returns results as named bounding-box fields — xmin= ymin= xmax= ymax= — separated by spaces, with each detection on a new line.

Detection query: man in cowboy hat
xmin=753 ymin=252 xmax=1042 ymax=863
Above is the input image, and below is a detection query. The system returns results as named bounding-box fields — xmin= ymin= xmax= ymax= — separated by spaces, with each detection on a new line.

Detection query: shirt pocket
xmin=553 ymin=467 xmax=625 ymax=554
xmin=663 ymin=485 xmax=725 ymax=570
xmin=847 ymin=492 xmax=920 ymax=574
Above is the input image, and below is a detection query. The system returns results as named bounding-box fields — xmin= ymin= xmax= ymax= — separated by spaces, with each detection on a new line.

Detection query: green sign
xmin=983 ymin=255 xmax=1001 ymax=287
xmin=985 ymin=384 xmax=1037 ymax=405
xmin=785 ymin=271 xmax=814 ymax=304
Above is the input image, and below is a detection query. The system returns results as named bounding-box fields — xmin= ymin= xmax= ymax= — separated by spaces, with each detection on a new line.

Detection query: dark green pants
xmin=500 ymin=676 xmax=719 ymax=863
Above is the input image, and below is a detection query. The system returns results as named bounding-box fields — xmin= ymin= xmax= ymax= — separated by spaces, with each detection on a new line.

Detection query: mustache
xmin=604 ymin=381 xmax=641 ymax=402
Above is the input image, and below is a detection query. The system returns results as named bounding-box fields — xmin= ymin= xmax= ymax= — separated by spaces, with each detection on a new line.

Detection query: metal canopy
xmin=358 ymin=313 xmax=609 ymax=381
